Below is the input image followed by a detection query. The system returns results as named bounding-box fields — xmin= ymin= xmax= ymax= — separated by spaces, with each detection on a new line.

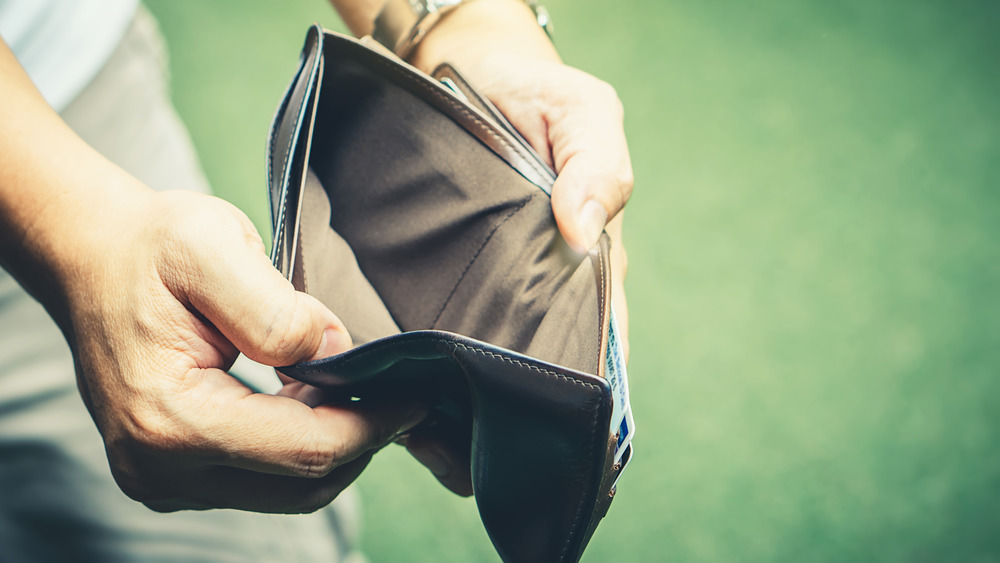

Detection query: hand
xmin=0 ymin=34 xmax=424 ymax=513
xmin=60 ymin=188 xmax=426 ymax=513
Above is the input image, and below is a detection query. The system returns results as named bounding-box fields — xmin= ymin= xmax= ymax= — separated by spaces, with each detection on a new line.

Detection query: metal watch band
xmin=372 ymin=0 xmax=554 ymax=60
xmin=524 ymin=0 xmax=554 ymax=40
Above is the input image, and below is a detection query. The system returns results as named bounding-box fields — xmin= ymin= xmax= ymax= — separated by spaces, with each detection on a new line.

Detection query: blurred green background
xmin=144 ymin=1 xmax=1000 ymax=561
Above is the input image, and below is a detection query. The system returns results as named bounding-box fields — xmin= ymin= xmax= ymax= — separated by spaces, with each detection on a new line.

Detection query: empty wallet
xmin=266 ymin=25 xmax=630 ymax=562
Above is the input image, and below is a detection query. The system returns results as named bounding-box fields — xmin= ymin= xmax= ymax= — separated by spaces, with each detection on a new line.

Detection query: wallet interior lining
xmin=297 ymin=168 xmax=603 ymax=376
xmin=289 ymin=49 xmax=605 ymax=375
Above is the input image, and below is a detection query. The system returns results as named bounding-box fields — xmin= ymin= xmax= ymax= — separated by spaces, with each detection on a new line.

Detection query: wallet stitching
xmin=429 ymin=196 xmax=531 ymax=328
xmin=447 ymin=341 xmax=603 ymax=561
xmin=271 ymin=58 xmax=315 ymax=267
xmin=277 ymin=89 xmax=306 ymax=228
xmin=292 ymin=336 xmax=602 ymax=392
xmin=355 ymin=45 xmax=554 ymax=186
xmin=267 ymin=52 xmax=301 ymax=208
xmin=449 ymin=341 xmax=602 ymax=391
xmin=265 ymin=62 xmax=291 ymax=216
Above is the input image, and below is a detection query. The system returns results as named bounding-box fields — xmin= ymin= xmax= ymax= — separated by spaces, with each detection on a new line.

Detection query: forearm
xmin=328 ymin=0 xmax=558 ymax=72
xmin=0 ymin=39 xmax=148 ymax=329
xmin=411 ymin=0 xmax=558 ymax=72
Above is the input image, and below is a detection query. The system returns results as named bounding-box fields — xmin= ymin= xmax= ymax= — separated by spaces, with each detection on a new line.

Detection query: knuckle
xmin=292 ymin=432 xmax=339 ymax=478
xmin=153 ymin=194 xmax=251 ymax=261
xmin=148 ymin=196 xmax=229 ymax=279
xmin=128 ymin=407 xmax=186 ymax=452
xmin=616 ymin=168 xmax=635 ymax=203
xmin=593 ymin=79 xmax=623 ymax=115
xmin=596 ymin=166 xmax=633 ymax=209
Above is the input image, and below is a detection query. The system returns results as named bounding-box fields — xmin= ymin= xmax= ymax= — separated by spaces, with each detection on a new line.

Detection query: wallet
xmin=267 ymin=25 xmax=632 ymax=562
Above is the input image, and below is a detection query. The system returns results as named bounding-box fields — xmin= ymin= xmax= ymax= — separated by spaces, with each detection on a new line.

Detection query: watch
xmin=372 ymin=0 xmax=554 ymax=61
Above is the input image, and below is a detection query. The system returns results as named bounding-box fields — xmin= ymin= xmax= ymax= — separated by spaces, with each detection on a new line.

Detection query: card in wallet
xmin=266 ymin=25 xmax=633 ymax=562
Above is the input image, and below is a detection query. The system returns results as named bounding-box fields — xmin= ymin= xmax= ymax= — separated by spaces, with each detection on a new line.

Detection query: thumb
xmin=471 ymin=58 xmax=632 ymax=252
xmin=162 ymin=201 xmax=352 ymax=367
xmin=548 ymin=101 xmax=634 ymax=253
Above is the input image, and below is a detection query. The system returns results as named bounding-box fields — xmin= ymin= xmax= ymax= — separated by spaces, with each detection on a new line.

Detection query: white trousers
xmin=0 ymin=7 xmax=362 ymax=561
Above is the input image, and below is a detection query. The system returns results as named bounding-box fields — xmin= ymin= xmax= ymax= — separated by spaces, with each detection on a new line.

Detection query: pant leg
xmin=0 ymin=6 xmax=363 ymax=562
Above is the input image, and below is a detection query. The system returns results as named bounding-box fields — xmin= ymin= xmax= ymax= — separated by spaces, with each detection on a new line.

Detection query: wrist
xmin=2 ymin=138 xmax=151 ymax=329
xmin=45 ymin=179 xmax=150 ymax=327
xmin=407 ymin=0 xmax=559 ymax=74
xmin=0 ymin=40 xmax=155 ymax=332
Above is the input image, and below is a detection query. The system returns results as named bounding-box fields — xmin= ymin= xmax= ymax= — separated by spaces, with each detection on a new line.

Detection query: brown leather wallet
xmin=267 ymin=25 xmax=630 ymax=562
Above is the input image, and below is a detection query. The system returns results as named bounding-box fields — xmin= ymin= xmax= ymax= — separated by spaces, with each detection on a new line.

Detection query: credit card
xmin=604 ymin=306 xmax=634 ymax=465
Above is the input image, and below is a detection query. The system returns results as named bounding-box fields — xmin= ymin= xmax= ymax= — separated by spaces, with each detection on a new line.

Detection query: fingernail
xmin=312 ymin=327 xmax=351 ymax=360
xmin=410 ymin=446 xmax=450 ymax=477
xmin=577 ymin=199 xmax=607 ymax=252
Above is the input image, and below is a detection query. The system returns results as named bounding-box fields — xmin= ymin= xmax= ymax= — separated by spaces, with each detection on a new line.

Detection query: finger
xmin=146 ymin=452 xmax=374 ymax=514
xmin=160 ymin=198 xmax=352 ymax=367
xmin=276 ymin=371 xmax=299 ymax=386
xmin=400 ymin=426 xmax=473 ymax=497
xmin=276 ymin=379 xmax=329 ymax=407
xmin=548 ymin=83 xmax=634 ymax=253
xmin=164 ymin=368 xmax=425 ymax=479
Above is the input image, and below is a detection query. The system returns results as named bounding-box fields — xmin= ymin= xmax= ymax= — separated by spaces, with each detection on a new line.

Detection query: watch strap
xmin=372 ymin=0 xmax=553 ymax=60
xmin=372 ymin=0 xmax=466 ymax=60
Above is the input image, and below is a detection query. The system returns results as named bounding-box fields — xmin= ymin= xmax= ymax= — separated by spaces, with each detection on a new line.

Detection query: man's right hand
xmin=0 ymin=31 xmax=426 ymax=514
xmin=59 ymin=189 xmax=425 ymax=513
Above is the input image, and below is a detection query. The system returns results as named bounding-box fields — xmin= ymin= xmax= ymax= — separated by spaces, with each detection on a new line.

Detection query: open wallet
xmin=267 ymin=25 xmax=634 ymax=563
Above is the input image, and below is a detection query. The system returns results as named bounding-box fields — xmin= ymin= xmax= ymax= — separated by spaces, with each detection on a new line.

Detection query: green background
xmin=144 ymin=1 xmax=1000 ymax=561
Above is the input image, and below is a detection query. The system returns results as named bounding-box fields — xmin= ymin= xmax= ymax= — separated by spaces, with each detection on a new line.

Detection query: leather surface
xmin=267 ymin=28 xmax=323 ymax=279
xmin=268 ymin=26 xmax=621 ymax=562
xmin=431 ymin=63 xmax=554 ymax=184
